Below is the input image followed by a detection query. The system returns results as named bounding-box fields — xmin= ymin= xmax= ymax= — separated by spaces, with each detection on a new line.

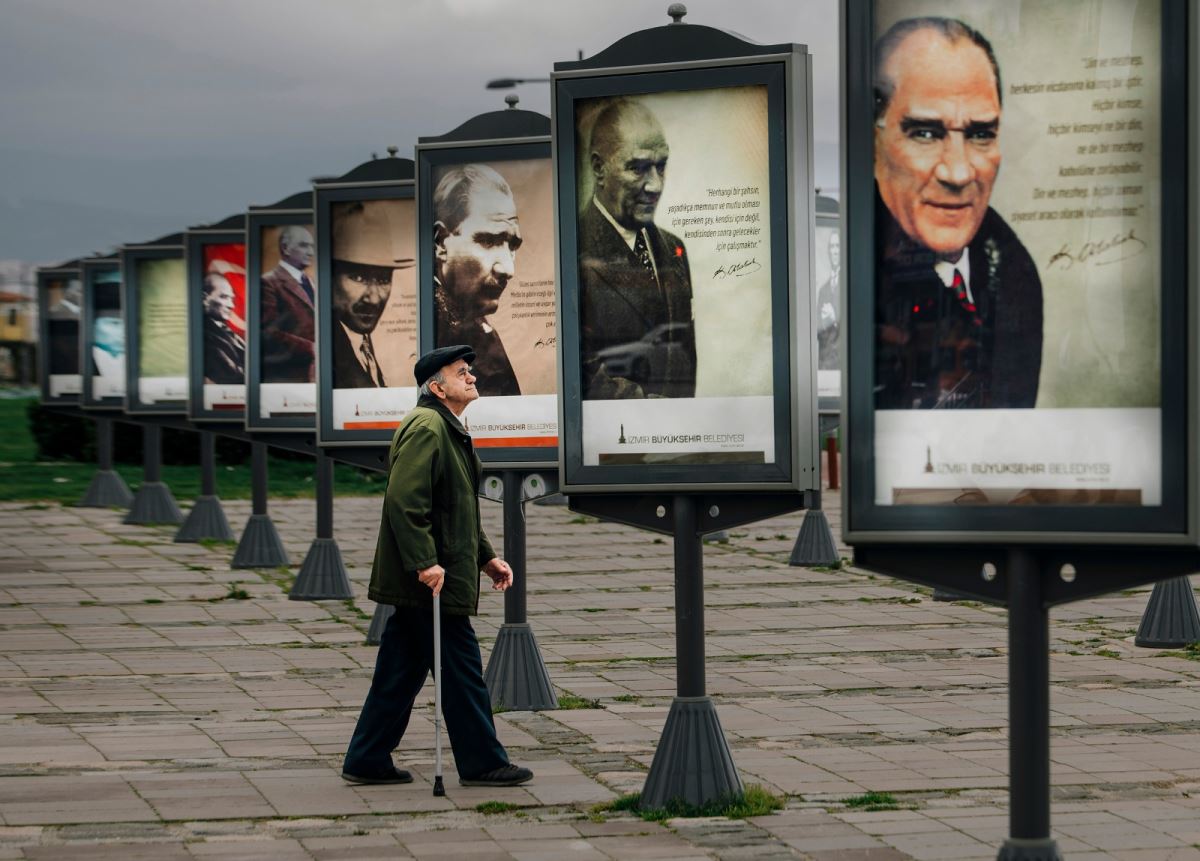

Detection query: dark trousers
xmin=343 ymin=605 xmax=508 ymax=779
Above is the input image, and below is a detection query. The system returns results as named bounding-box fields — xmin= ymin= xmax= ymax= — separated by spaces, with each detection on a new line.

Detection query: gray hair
xmin=589 ymin=98 xmax=663 ymax=166
xmin=279 ymin=224 xmax=311 ymax=254
xmin=874 ymin=17 xmax=1002 ymax=122
xmin=432 ymin=163 xmax=512 ymax=235
xmin=418 ymin=367 xmax=446 ymax=398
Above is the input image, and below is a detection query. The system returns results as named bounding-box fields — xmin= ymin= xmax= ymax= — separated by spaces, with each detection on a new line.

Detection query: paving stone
xmin=1 ymin=496 xmax=1199 ymax=859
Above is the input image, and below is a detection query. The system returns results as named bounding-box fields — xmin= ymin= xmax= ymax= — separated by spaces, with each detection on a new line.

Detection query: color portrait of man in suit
xmin=432 ymin=164 xmax=522 ymax=397
xmin=577 ymin=97 xmax=695 ymax=400
xmin=260 ymin=225 xmax=316 ymax=383
xmin=202 ymin=271 xmax=246 ymax=384
xmin=874 ymin=16 xmax=1043 ymax=410
xmin=331 ymin=200 xmax=413 ymax=389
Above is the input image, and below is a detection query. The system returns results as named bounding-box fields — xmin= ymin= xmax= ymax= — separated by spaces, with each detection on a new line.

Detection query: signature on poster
xmin=713 ymin=257 xmax=762 ymax=279
xmin=1047 ymin=228 xmax=1146 ymax=270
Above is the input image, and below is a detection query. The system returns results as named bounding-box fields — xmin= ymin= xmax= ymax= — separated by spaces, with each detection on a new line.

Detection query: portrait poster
xmin=90 ymin=269 xmax=124 ymax=401
xmin=869 ymin=0 xmax=1165 ymax=508
xmin=200 ymin=242 xmax=246 ymax=411
xmin=257 ymin=222 xmax=316 ymax=420
xmin=574 ymin=85 xmax=776 ymax=467
xmin=329 ymin=198 xmax=418 ymax=431
xmin=429 ymin=156 xmax=557 ymax=450
xmin=136 ymin=257 xmax=187 ymax=405
xmin=814 ymin=219 xmax=841 ymax=399
xmin=44 ymin=276 xmax=82 ymax=398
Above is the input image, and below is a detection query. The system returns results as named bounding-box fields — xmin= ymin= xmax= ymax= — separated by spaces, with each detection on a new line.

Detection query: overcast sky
xmin=0 ymin=0 xmax=839 ymax=263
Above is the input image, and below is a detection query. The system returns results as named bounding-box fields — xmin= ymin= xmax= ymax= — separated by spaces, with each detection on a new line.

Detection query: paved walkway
xmin=0 ymin=488 xmax=1198 ymax=859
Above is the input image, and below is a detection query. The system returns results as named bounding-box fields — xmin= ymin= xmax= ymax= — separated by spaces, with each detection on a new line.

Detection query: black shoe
xmin=341 ymin=765 xmax=413 ymax=785
xmin=459 ymin=763 xmax=533 ymax=787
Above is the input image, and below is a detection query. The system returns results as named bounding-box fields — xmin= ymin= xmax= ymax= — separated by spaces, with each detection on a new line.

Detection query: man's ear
xmin=433 ymin=222 xmax=450 ymax=265
xmin=590 ymin=152 xmax=605 ymax=188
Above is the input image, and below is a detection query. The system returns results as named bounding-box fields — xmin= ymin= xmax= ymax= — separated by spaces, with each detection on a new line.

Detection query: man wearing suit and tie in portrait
xmin=432 ymin=164 xmax=523 ymax=398
xmin=260 ymin=225 xmax=317 ymax=383
xmin=873 ymin=16 xmax=1043 ymax=410
xmin=331 ymin=200 xmax=413 ymax=389
xmin=577 ymin=97 xmax=696 ymax=400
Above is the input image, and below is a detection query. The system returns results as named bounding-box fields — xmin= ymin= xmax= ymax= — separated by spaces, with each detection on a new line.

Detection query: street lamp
xmin=485 ymin=77 xmax=550 ymax=89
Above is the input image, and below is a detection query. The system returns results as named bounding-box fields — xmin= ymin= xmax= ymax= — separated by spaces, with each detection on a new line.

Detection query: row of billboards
xmin=35 ymin=0 xmax=1200 ymax=549
xmin=39 ymin=44 xmax=827 ymax=493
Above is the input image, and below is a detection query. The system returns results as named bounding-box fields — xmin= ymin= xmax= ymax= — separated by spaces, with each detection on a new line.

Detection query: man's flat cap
xmin=415 ymin=345 xmax=476 ymax=386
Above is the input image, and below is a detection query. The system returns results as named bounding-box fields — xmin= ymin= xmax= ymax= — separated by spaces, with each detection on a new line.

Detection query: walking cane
xmin=432 ymin=590 xmax=445 ymax=797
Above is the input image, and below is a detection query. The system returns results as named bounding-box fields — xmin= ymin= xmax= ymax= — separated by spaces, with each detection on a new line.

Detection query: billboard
xmin=187 ymin=217 xmax=247 ymax=421
xmin=81 ymin=258 xmax=124 ymax=407
xmin=843 ymin=0 xmax=1192 ymax=543
xmin=122 ymin=235 xmax=187 ymax=415
xmin=554 ymin=51 xmax=818 ymax=491
xmin=37 ymin=263 xmax=82 ymax=404
xmin=245 ymin=192 xmax=316 ymax=431
xmin=417 ymin=124 xmax=558 ymax=465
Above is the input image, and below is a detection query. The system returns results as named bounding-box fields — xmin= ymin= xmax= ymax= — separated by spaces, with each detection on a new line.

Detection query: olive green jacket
xmin=367 ymin=395 xmax=495 ymax=615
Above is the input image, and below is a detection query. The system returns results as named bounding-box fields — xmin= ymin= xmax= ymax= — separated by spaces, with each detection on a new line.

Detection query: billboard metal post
xmin=482 ymin=470 xmax=557 ymax=711
xmin=1000 ymin=549 xmax=1060 ymax=861
xmin=174 ymin=430 xmax=233 ymax=542
xmin=232 ymin=441 xmax=288 ymax=568
xmin=640 ymin=494 xmax=742 ymax=809
xmin=366 ymin=603 xmax=394 ymax=645
xmin=788 ymin=499 xmax=839 ymax=567
xmin=1134 ymin=577 xmax=1200 ymax=648
xmin=124 ymin=423 xmax=183 ymax=525
xmin=77 ymin=417 xmax=133 ymax=508
xmin=290 ymin=448 xmax=353 ymax=600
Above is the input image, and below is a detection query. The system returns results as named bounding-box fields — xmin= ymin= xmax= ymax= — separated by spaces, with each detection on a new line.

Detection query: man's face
xmin=203 ymin=276 xmax=235 ymax=322
xmin=281 ymin=228 xmax=315 ymax=270
xmin=333 ymin=262 xmax=393 ymax=334
xmin=592 ymin=113 xmax=669 ymax=230
xmin=431 ymin=358 xmax=478 ymax=412
xmin=828 ymin=232 xmax=841 ymax=269
xmin=437 ymin=186 xmax=521 ymax=321
xmin=875 ymin=30 xmax=1001 ymax=256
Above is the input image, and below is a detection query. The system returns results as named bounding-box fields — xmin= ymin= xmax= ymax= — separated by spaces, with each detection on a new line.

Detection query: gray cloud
xmin=0 ymin=0 xmax=839 ymax=261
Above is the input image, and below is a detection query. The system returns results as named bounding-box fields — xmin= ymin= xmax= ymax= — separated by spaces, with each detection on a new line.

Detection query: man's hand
xmin=483 ymin=557 xmax=513 ymax=591
xmin=417 ymin=564 xmax=445 ymax=596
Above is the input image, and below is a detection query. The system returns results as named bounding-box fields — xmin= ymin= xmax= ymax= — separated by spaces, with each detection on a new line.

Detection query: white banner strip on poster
xmin=817 ymin=370 xmax=839 ymax=400
xmin=138 ymin=376 xmax=186 ymax=405
xmin=93 ymin=374 xmax=125 ymax=399
xmin=463 ymin=394 xmax=557 ymax=450
xmin=259 ymin=382 xmax=315 ymax=418
xmin=49 ymin=375 xmax=82 ymax=397
xmin=582 ymin=395 xmax=775 ymax=466
xmin=332 ymin=386 xmax=419 ymax=432
xmin=874 ymin=407 xmax=1161 ymax=506
xmin=203 ymin=384 xmax=245 ymax=412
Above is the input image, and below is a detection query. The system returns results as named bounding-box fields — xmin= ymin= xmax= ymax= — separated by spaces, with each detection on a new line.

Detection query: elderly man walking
xmin=342 ymin=344 xmax=532 ymax=787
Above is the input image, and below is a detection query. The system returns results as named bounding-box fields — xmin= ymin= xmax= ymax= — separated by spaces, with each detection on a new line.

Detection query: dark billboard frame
xmin=186 ymin=215 xmax=247 ymax=422
xmin=553 ymin=51 xmax=818 ymax=493
xmin=244 ymin=192 xmax=316 ymax=432
xmin=841 ymin=0 xmax=1194 ymax=546
xmin=36 ymin=259 xmax=83 ymax=406
xmin=80 ymin=255 xmax=123 ymax=410
xmin=417 ymin=115 xmax=557 ymax=469
xmin=314 ymin=159 xmax=417 ymax=446
xmin=121 ymin=234 xmax=187 ymax=416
